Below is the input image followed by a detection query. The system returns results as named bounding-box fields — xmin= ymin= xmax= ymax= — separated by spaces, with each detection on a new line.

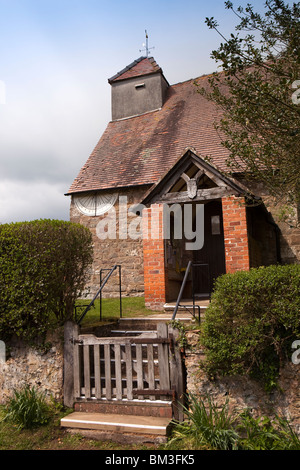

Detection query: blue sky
xmin=0 ymin=0 xmax=267 ymax=223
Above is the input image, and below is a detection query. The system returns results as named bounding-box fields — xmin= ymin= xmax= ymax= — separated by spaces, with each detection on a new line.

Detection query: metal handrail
xmin=100 ymin=265 xmax=122 ymax=321
xmin=171 ymin=260 xmax=192 ymax=321
xmin=178 ymin=304 xmax=201 ymax=323
xmin=77 ymin=264 xmax=120 ymax=325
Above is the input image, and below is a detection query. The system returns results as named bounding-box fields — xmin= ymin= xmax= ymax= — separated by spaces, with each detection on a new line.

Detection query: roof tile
xmin=108 ymin=57 xmax=162 ymax=83
xmin=67 ymin=73 xmax=231 ymax=195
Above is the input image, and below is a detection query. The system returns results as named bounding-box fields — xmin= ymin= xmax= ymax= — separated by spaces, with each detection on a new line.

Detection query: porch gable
xmin=141 ymin=147 xmax=257 ymax=206
xmin=141 ymin=148 xmax=254 ymax=310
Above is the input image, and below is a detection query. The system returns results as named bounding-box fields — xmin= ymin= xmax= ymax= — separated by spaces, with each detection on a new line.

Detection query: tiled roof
xmin=67 ymin=73 xmax=231 ymax=195
xmin=108 ymin=56 xmax=162 ymax=83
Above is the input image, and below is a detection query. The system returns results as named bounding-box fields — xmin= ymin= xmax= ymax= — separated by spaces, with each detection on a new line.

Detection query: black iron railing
xmin=76 ymin=264 xmax=122 ymax=325
xmin=99 ymin=265 xmax=122 ymax=321
xmin=171 ymin=261 xmax=192 ymax=321
xmin=171 ymin=261 xmax=210 ymax=323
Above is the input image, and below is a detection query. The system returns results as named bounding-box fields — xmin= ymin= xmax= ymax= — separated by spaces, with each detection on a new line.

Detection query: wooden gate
xmin=64 ymin=322 xmax=185 ymax=421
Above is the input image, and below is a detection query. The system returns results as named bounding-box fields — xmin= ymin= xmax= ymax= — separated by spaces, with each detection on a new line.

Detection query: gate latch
xmin=70 ymin=338 xmax=83 ymax=345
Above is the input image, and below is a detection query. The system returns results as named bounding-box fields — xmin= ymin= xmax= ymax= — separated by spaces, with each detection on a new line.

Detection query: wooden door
xmin=193 ymin=200 xmax=226 ymax=297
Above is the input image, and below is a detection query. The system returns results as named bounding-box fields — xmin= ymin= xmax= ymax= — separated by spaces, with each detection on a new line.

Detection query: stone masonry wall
xmin=70 ymin=182 xmax=299 ymax=306
xmin=0 ymin=330 xmax=64 ymax=404
xmin=1 ymin=326 xmax=299 ymax=433
xmin=266 ymin=200 xmax=300 ymax=265
xmin=185 ymin=330 xmax=300 ymax=433
xmin=238 ymin=179 xmax=300 ymax=265
xmin=70 ymin=186 xmax=149 ymax=299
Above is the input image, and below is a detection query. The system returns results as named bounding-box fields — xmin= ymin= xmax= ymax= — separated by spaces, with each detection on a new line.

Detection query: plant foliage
xmin=200 ymin=264 xmax=300 ymax=390
xmin=238 ymin=409 xmax=300 ymax=450
xmin=167 ymin=394 xmax=239 ymax=450
xmin=167 ymin=394 xmax=300 ymax=450
xmin=0 ymin=219 xmax=93 ymax=343
xmin=3 ymin=385 xmax=51 ymax=429
xmin=199 ymin=0 xmax=300 ymax=206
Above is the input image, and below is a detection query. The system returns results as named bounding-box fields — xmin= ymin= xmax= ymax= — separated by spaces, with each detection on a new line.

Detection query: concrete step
xmin=117 ymin=316 xmax=194 ymax=331
xmin=163 ymin=300 xmax=209 ymax=313
xmin=61 ymin=412 xmax=172 ymax=436
xmin=74 ymin=399 xmax=173 ymax=418
xmin=110 ymin=329 xmax=157 ymax=336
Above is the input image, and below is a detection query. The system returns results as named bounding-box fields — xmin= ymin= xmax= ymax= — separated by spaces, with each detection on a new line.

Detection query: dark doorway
xmin=193 ymin=200 xmax=226 ymax=298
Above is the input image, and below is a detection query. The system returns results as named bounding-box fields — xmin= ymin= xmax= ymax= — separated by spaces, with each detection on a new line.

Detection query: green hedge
xmin=201 ymin=264 xmax=300 ymax=390
xmin=0 ymin=220 xmax=93 ymax=343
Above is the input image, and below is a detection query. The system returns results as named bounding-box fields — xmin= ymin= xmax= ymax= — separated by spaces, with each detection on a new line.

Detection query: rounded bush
xmin=0 ymin=220 xmax=93 ymax=343
xmin=201 ymin=264 xmax=300 ymax=390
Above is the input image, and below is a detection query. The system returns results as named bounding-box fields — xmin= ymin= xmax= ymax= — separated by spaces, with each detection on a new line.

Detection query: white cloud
xmin=0 ymin=64 xmax=110 ymax=223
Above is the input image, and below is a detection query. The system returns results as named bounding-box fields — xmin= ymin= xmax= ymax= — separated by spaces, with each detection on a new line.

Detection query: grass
xmin=76 ymin=296 xmax=158 ymax=327
xmin=0 ymin=405 xmax=160 ymax=451
xmin=0 ymin=297 xmax=163 ymax=450
xmin=1 ymin=389 xmax=300 ymax=451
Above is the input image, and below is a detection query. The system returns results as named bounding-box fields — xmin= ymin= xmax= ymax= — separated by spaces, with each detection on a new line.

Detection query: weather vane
xmin=139 ymin=30 xmax=155 ymax=57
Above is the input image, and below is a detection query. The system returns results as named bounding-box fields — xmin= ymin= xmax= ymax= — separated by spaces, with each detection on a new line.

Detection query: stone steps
xmin=116 ymin=315 xmax=194 ymax=332
xmin=110 ymin=329 xmax=157 ymax=336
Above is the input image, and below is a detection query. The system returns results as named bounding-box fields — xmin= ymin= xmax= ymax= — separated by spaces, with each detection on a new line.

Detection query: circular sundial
xmin=74 ymin=192 xmax=118 ymax=216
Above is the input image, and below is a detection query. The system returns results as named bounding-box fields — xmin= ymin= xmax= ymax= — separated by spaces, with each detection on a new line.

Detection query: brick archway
xmin=142 ymin=196 xmax=251 ymax=310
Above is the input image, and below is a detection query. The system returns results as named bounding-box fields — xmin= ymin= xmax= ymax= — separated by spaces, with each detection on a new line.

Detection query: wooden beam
xmin=180 ymin=172 xmax=190 ymax=183
xmin=133 ymin=389 xmax=175 ymax=397
xmin=64 ymin=321 xmax=79 ymax=407
xmin=194 ymin=169 xmax=204 ymax=183
xmin=158 ymin=187 xmax=235 ymax=203
xmin=77 ymin=334 xmax=170 ymax=345
xmin=191 ymin=158 xmax=229 ymax=188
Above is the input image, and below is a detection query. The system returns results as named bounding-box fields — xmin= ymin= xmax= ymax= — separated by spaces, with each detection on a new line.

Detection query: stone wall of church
xmin=70 ymin=181 xmax=299 ymax=306
xmin=266 ymin=201 xmax=300 ymax=265
xmin=238 ymin=179 xmax=300 ymax=265
xmin=70 ymin=186 xmax=150 ymax=299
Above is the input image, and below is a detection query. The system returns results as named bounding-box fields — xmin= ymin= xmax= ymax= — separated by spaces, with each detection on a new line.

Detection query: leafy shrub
xmin=3 ymin=385 xmax=51 ymax=429
xmin=201 ymin=264 xmax=300 ymax=390
xmin=0 ymin=220 xmax=93 ymax=343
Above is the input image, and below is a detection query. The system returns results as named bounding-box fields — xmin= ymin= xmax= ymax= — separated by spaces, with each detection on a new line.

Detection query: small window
xmin=211 ymin=215 xmax=221 ymax=235
xmin=135 ymin=83 xmax=145 ymax=89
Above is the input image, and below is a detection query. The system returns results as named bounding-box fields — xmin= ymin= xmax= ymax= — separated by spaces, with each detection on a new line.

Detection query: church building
xmin=66 ymin=56 xmax=299 ymax=310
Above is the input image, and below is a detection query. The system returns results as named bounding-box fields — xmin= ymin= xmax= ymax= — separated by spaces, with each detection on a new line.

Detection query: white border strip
xmin=61 ymin=418 xmax=166 ymax=430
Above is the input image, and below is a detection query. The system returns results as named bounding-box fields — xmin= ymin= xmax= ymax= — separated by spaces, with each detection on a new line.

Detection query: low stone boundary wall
xmin=0 ymin=325 xmax=299 ymax=434
xmin=185 ymin=330 xmax=300 ymax=432
xmin=0 ymin=329 xmax=64 ymax=404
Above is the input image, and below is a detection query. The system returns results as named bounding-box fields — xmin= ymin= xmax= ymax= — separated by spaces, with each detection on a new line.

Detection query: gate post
xmin=168 ymin=325 xmax=185 ymax=422
xmin=64 ymin=321 xmax=79 ymax=408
